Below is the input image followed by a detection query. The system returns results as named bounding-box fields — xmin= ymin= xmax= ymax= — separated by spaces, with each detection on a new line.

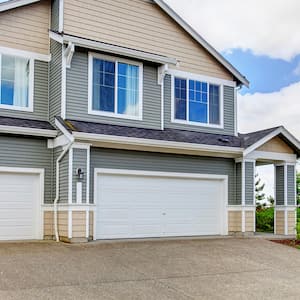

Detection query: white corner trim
xmin=54 ymin=118 xmax=73 ymax=141
xmin=58 ymin=0 xmax=64 ymax=33
xmin=68 ymin=147 xmax=73 ymax=204
xmin=0 ymin=46 xmax=51 ymax=62
xmin=68 ymin=210 xmax=72 ymax=239
xmin=0 ymin=0 xmax=40 ymax=12
xmin=87 ymin=52 xmax=143 ymax=121
xmin=65 ymin=42 xmax=74 ymax=68
xmin=49 ymin=31 xmax=63 ymax=44
xmin=0 ymin=125 xmax=57 ymax=138
xmin=61 ymin=44 xmax=67 ymax=119
xmin=234 ymin=87 xmax=238 ymax=136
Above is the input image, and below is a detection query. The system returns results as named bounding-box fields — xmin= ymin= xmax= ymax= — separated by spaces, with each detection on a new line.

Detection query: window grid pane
xmin=174 ymin=78 xmax=187 ymax=120
xmin=209 ymin=84 xmax=220 ymax=125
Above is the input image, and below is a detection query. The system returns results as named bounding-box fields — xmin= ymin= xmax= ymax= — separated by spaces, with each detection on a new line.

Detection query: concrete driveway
xmin=0 ymin=238 xmax=299 ymax=299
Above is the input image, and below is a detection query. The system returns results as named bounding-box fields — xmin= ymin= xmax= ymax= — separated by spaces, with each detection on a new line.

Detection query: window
xmin=173 ymin=76 xmax=222 ymax=127
xmin=89 ymin=53 xmax=143 ymax=119
xmin=0 ymin=53 xmax=33 ymax=111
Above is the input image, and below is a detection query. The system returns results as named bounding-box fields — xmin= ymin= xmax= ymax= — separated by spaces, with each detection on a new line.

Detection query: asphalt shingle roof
xmin=0 ymin=116 xmax=55 ymax=130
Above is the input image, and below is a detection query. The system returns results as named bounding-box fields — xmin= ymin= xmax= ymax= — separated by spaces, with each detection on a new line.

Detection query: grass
xmin=256 ymin=207 xmax=274 ymax=233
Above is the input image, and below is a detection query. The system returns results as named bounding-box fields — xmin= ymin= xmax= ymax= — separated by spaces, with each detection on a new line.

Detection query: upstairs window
xmin=0 ymin=54 xmax=33 ymax=111
xmin=173 ymin=76 xmax=222 ymax=127
xmin=89 ymin=53 xmax=143 ymax=119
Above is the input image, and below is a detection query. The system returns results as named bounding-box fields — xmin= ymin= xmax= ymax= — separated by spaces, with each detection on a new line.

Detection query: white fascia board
xmin=0 ymin=46 xmax=51 ymax=62
xmin=0 ymin=0 xmax=39 ymax=12
xmin=54 ymin=118 xmax=74 ymax=142
xmin=243 ymin=127 xmax=300 ymax=157
xmin=153 ymin=0 xmax=249 ymax=87
xmin=50 ymin=32 xmax=177 ymax=65
xmin=246 ymin=151 xmax=297 ymax=163
xmin=0 ymin=125 xmax=57 ymax=137
xmin=73 ymin=131 xmax=243 ymax=156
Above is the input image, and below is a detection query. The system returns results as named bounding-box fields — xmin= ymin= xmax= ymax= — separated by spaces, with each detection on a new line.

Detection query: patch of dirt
xmin=270 ymin=239 xmax=300 ymax=249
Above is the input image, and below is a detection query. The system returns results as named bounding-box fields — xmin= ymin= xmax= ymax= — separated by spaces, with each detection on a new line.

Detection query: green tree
xmin=255 ymin=174 xmax=265 ymax=205
xmin=267 ymin=195 xmax=275 ymax=207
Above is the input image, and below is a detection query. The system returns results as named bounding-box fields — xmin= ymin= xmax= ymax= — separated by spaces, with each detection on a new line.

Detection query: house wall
xmin=0 ymin=135 xmax=53 ymax=203
xmin=228 ymin=211 xmax=242 ymax=232
xmin=164 ymin=75 xmax=236 ymax=135
xmin=51 ymin=0 xmax=60 ymax=31
xmin=245 ymin=162 xmax=254 ymax=205
xmin=89 ymin=148 xmax=236 ymax=205
xmin=0 ymin=0 xmax=50 ymax=55
xmin=257 ymin=136 xmax=294 ymax=154
xmin=287 ymin=165 xmax=296 ymax=206
xmin=72 ymin=148 xmax=87 ymax=203
xmin=275 ymin=165 xmax=285 ymax=206
xmin=66 ymin=50 xmax=161 ymax=130
xmin=63 ymin=0 xmax=233 ymax=80
xmin=0 ymin=60 xmax=49 ymax=121
xmin=236 ymin=162 xmax=242 ymax=205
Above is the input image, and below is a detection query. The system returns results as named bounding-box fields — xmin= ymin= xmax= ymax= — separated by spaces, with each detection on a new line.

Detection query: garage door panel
xmin=0 ymin=172 xmax=40 ymax=240
xmin=96 ymin=171 xmax=225 ymax=239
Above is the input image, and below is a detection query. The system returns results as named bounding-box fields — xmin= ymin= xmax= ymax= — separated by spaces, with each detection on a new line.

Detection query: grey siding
xmin=0 ymin=135 xmax=52 ymax=203
xmin=287 ymin=165 xmax=296 ymax=205
xmin=51 ymin=0 xmax=60 ymax=31
xmin=236 ymin=162 xmax=242 ymax=205
xmin=90 ymin=148 xmax=236 ymax=205
xmin=245 ymin=162 xmax=254 ymax=205
xmin=276 ymin=165 xmax=285 ymax=206
xmin=49 ymin=40 xmax=62 ymax=125
xmin=53 ymin=147 xmax=69 ymax=203
xmin=66 ymin=50 xmax=161 ymax=129
xmin=0 ymin=61 xmax=49 ymax=121
xmin=72 ymin=148 xmax=87 ymax=203
xmin=164 ymin=75 xmax=235 ymax=135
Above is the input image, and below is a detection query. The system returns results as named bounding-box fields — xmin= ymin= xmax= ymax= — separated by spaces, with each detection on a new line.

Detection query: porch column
xmin=229 ymin=159 xmax=256 ymax=235
xmin=275 ymin=163 xmax=297 ymax=236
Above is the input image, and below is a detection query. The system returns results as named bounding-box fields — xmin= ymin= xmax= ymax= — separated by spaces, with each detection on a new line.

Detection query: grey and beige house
xmin=0 ymin=0 xmax=299 ymax=242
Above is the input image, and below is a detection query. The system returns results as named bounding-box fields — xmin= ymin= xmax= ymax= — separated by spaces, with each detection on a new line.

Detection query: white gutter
xmin=54 ymin=119 xmax=74 ymax=242
xmin=0 ymin=125 xmax=57 ymax=138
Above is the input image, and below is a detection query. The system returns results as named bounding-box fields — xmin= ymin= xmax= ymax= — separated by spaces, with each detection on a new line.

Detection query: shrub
xmin=256 ymin=207 xmax=274 ymax=232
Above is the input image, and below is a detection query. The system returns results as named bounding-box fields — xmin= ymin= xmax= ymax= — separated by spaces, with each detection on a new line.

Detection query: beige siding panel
xmin=89 ymin=211 xmax=94 ymax=238
xmin=228 ymin=211 xmax=242 ymax=232
xmin=275 ymin=211 xmax=285 ymax=235
xmin=0 ymin=0 xmax=50 ymax=54
xmin=288 ymin=211 xmax=296 ymax=235
xmin=44 ymin=211 xmax=68 ymax=238
xmin=245 ymin=211 xmax=254 ymax=232
xmin=72 ymin=211 xmax=86 ymax=238
xmin=64 ymin=0 xmax=233 ymax=79
xmin=257 ymin=137 xmax=294 ymax=154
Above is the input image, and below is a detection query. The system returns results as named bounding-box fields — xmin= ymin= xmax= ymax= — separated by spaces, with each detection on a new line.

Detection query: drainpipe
xmin=54 ymin=118 xmax=74 ymax=242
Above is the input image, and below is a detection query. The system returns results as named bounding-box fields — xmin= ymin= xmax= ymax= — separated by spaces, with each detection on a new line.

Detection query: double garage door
xmin=0 ymin=171 xmax=41 ymax=241
xmin=95 ymin=170 xmax=227 ymax=239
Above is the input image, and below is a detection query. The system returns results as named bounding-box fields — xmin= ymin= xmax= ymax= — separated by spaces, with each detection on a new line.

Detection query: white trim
xmin=68 ymin=210 xmax=72 ymax=239
xmin=49 ymin=31 xmax=63 ymax=44
xmin=0 ymin=125 xmax=57 ymax=138
xmin=65 ymin=42 xmax=74 ymax=69
xmin=42 ymin=204 xmax=96 ymax=211
xmin=73 ymin=131 xmax=244 ymax=156
xmin=48 ymin=134 xmax=69 ymax=149
xmin=86 ymin=210 xmax=89 ymax=238
xmin=61 ymin=44 xmax=66 ymax=119
xmin=0 ymin=166 xmax=44 ymax=240
xmin=170 ymin=73 xmax=224 ymax=130
xmin=88 ymin=52 xmax=143 ymax=121
xmin=0 ymin=46 xmax=51 ymax=62
xmin=58 ymin=0 xmax=64 ymax=33
xmin=243 ymin=126 xmax=300 ymax=157
xmin=86 ymin=145 xmax=90 ymax=204
xmin=284 ymin=163 xmax=288 ymax=206
xmin=61 ymin=33 xmax=177 ymax=66
xmin=153 ymin=0 xmax=249 ymax=87
xmin=0 ymin=0 xmax=40 ymax=12
xmin=76 ymin=182 xmax=82 ymax=204
xmin=55 ymin=118 xmax=73 ymax=140
xmin=246 ymin=150 xmax=297 ymax=163
xmin=227 ymin=205 xmax=256 ymax=211
xmin=234 ymin=87 xmax=238 ymax=136
xmin=94 ymin=168 xmax=229 ymax=236
xmin=0 ymin=54 xmax=34 ymax=112
xmin=68 ymin=147 xmax=73 ymax=204
xmin=275 ymin=206 xmax=297 ymax=211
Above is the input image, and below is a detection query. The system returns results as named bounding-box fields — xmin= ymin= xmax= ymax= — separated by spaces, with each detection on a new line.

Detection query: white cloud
xmin=238 ymin=81 xmax=300 ymax=138
xmin=165 ymin=0 xmax=300 ymax=61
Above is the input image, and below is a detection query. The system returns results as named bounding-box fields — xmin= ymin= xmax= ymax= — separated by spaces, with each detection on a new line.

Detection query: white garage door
xmin=95 ymin=170 xmax=227 ymax=239
xmin=0 ymin=171 xmax=41 ymax=240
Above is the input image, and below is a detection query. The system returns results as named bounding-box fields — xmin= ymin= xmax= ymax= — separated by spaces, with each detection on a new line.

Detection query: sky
xmin=165 ymin=0 xmax=300 ymax=198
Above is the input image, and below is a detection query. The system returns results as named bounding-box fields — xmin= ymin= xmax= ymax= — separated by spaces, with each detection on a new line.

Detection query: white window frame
xmin=170 ymin=69 xmax=229 ymax=129
xmin=88 ymin=52 xmax=143 ymax=121
xmin=0 ymin=50 xmax=34 ymax=112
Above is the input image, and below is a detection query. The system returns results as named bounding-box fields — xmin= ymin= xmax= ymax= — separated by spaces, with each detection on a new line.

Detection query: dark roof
xmin=239 ymin=126 xmax=281 ymax=148
xmin=0 ymin=116 xmax=55 ymax=130
xmin=64 ymin=119 xmax=242 ymax=148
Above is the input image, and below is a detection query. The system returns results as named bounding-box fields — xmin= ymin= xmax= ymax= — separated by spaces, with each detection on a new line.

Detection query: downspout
xmin=54 ymin=118 xmax=74 ymax=242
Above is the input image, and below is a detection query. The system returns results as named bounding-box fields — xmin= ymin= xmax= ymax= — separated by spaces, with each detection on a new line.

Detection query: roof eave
xmin=0 ymin=0 xmax=40 ymax=12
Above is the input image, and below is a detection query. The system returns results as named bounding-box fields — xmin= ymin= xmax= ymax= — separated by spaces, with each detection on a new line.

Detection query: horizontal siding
xmin=287 ymin=165 xmax=296 ymax=205
xmin=0 ymin=60 xmax=49 ymax=121
xmin=66 ymin=50 xmax=161 ymax=129
xmin=63 ymin=0 xmax=233 ymax=79
xmin=275 ymin=166 xmax=285 ymax=206
xmin=0 ymin=0 xmax=50 ymax=54
xmin=0 ymin=135 xmax=52 ymax=203
xmin=245 ymin=162 xmax=254 ymax=205
xmin=236 ymin=162 xmax=242 ymax=205
xmin=90 ymin=148 xmax=236 ymax=205
xmin=164 ymin=75 xmax=235 ymax=135
xmin=49 ymin=40 xmax=62 ymax=125
xmin=72 ymin=148 xmax=87 ymax=203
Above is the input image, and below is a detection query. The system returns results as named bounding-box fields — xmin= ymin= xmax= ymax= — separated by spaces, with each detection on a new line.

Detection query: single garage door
xmin=95 ymin=170 xmax=227 ymax=239
xmin=0 ymin=171 xmax=41 ymax=240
